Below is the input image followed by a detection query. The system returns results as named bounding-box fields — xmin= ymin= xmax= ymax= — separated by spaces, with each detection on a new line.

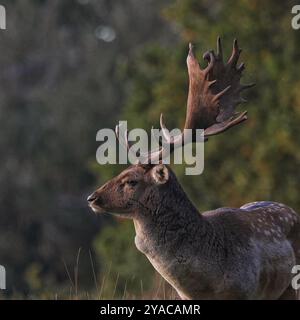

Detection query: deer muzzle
xmin=87 ymin=191 xmax=105 ymax=213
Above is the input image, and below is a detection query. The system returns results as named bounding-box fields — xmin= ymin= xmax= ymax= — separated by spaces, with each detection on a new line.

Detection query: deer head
xmin=88 ymin=37 xmax=254 ymax=212
xmin=87 ymin=164 xmax=172 ymax=218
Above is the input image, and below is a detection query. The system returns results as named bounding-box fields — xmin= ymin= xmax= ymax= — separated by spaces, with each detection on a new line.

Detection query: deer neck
xmin=132 ymin=181 xmax=208 ymax=257
xmin=132 ymin=180 xmax=224 ymax=298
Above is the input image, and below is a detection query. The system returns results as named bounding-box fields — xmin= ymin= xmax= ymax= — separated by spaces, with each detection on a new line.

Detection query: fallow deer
xmin=88 ymin=38 xmax=300 ymax=299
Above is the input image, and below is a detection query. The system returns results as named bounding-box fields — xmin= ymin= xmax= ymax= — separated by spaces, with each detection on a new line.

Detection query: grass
xmin=59 ymin=248 xmax=178 ymax=300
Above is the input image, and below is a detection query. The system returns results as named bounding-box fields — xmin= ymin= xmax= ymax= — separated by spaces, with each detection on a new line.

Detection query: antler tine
xmin=115 ymin=123 xmax=119 ymax=136
xmin=115 ymin=124 xmax=128 ymax=152
xmin=115 ymin=124 xmax=137 ymax=154
xmin=124 ymin=129 xmax=130 ymax=151
xmin=135 ymin=115 xmax=181 ymax=164
xmin=115 ymin=124 xmax=122 ymax=146
xmin=237 ymin=62 xmax=245 ymax=72
xmin=116 ymin=123 xmax=165 ymax=164
xmin=160 ymin=113 xmax=183 ymax=146
xmin=204 ymin=111 xmax=248 ymax=137
xmin=141 ymin=118 xmax=170 ymax=164
xmin=139 ymin=127 xmax=164 ymax=164
xmin=188 ymin=42 xmax=195 ymax=58
xmin=203 ymin=51 xmax=216 ymax=76
xmin=228 ymin=38 xmax=242 ymax=67
xmin=212 ymin=85 xmax=231 ymax=103
xmin=115 ymin=124 xmax=139 ymax=164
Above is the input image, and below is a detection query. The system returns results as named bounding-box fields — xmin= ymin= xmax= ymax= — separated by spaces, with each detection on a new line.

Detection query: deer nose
xmin=87 ymin=193 xmax=98 ymax=203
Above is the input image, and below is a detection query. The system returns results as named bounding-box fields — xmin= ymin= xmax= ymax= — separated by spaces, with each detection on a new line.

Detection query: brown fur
xmin=88 ymin=164 xmax=300 ymax=300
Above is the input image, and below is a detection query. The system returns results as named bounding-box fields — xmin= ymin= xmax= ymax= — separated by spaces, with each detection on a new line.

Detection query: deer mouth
xmin=87 ymin=192 xmax=107 ymax=213
xmin=86 ymin=192 xmax=134 ymax=217
xmin=89 ymin=203 xmax=106 ymax=214
xmin=88 ymin=201 xmax=134 ymax=217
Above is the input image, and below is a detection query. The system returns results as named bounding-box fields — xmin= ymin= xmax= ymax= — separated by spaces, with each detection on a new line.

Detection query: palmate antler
xmin=116 ymin=37 xmax=254 ymax=164
xmin=161 ymin=37 xmax=254 ymax=140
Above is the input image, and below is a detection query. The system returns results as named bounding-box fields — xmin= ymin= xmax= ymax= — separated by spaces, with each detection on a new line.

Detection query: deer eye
xmin=127 ymin=180 xmax=138 ymax=187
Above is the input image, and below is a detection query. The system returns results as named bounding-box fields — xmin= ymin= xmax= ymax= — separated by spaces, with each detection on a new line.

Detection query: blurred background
xmin=0 ymin=0 xmax=299 ymax=299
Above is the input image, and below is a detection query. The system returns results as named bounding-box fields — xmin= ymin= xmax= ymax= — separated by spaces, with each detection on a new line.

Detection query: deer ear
xmin=151 ymin=164 xmax=169 ymax=185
